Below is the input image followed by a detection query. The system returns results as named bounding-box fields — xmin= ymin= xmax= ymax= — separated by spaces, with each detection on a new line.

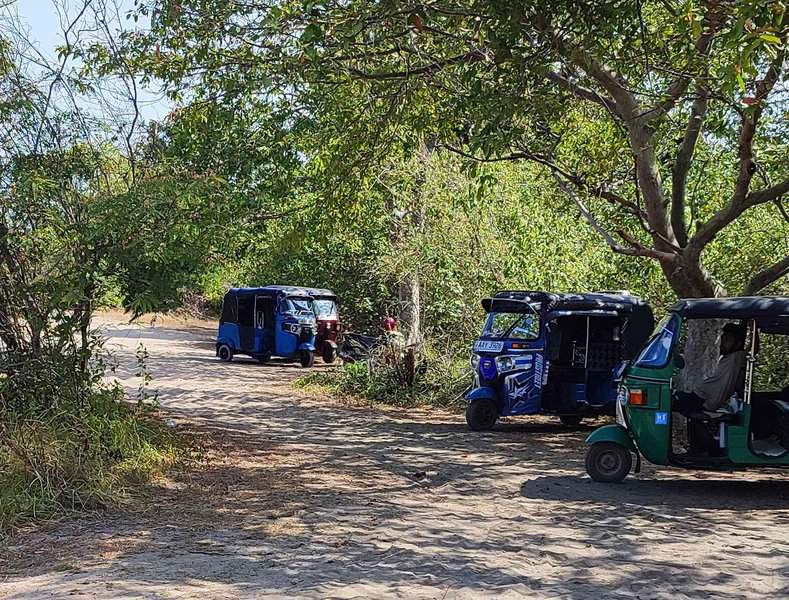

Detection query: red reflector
xmin=629 ymin=389 xmax=647 ymax=405
xmin=512 ymin=343 xmax=525 ymax=349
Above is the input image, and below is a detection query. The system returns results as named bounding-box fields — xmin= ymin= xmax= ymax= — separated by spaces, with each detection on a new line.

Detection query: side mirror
xmin=675 ymin=354 xmax=686 ymax=370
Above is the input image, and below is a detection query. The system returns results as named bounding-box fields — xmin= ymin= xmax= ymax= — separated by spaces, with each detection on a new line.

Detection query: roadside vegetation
xmin=2 ymin=0 xmax=788 ymax=527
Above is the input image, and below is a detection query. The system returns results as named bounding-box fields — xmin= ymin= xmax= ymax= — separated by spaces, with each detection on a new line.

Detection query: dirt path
xmin=3 ymin=318 xmax=789 ymax=599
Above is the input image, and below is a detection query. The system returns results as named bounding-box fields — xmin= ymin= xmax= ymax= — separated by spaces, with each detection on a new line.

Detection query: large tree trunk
xmin=399 ymin=270 xmax=421 ymax=346
xmin=675 ymin=319 xmax=724 ymax=393
xmin=661 ymin=257 xmax=727 ymax=392
xmin=387 ymin=143 xmax=431 ymax=346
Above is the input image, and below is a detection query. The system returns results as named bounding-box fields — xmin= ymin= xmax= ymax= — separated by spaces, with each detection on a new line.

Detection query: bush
xmin=0 ymin=341 xmax=187 ymax=533
xmin=297 ymin=340 xmax=472 ymax=409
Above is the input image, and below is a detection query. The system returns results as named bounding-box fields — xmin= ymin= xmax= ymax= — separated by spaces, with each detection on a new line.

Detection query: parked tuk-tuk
xmin=466 ymin=291 xmax=654 ymax=430
xmin=216 ymin=286 xmax=317 ymax=367
xmin=305 ymin=288 xmax=342 ymax=363
xmin=585 ymin=296 xmax=789 ymax=483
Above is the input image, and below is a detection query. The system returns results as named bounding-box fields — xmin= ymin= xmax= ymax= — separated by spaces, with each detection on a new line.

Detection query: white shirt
xmin=695 ymin=350 xmax=746 ymax=411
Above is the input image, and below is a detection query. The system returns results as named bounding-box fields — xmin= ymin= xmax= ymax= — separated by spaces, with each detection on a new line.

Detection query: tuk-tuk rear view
xmin=585 ymin=296 xmax=789 ymax=483
xmin=465 ymin=291 xmax=654 ymax=430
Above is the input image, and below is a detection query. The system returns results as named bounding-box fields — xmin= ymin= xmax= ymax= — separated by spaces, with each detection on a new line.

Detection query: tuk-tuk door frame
xmin=743 ymin=319 xmax=758 ymax=406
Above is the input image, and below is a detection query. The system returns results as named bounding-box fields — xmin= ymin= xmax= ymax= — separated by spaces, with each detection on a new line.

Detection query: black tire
xmin=257 ymin=352 xmax=271 ymax=364
xmin=218 ymin=344 xmax=233 ymax=362
xmin=322 ymin=344 xmax=336 ymax=364
xmin=560 ymin=415 xmax=584 ymax=427
xmin=585 ymin=442 xmax=632 ymax=483
xmin=300 ymin=350 xmax=315 ymax=368
xmin=466 ymin=399 xmax=498 ymax=431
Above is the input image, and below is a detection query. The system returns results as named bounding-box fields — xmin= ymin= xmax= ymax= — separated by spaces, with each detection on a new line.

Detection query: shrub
xmin=297 ymin=340 xmax=472 ymax=409
xmin=0 ymin=342 xmax=186 ymax=533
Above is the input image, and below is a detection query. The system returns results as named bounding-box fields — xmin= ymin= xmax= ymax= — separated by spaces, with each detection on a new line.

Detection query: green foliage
xmin=297 ymin=343 xmax=471 ymax=409
xmin=0 ymin=391 xmax=184 ymax=532
xmin=0 ymin=28 xmax=200 ymax=531
xmin=128 ymin=0 xmax=789 ymax=301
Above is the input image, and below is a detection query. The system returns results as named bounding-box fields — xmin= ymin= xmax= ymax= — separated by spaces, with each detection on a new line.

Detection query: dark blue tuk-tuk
xmin=466 ymin=291 xmax=654 ymax=430
xmin=216 ymin=286 xmax=318 ymax=367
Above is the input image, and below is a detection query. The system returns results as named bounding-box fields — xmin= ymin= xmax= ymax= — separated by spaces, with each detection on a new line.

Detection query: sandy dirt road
xmin=3 ymin=317 xmax=789 ymax=599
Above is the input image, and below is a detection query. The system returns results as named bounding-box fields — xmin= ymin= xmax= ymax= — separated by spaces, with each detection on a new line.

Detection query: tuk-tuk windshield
xmin=634 ymin=314 xmax=680 ymax=368
xmin=482 ymin=312 xmax=540 ymax=340
xmin=313 ymin=299 xmax=338 ymax=319
xmin=281 ymin=297 xmax=314 ymax=316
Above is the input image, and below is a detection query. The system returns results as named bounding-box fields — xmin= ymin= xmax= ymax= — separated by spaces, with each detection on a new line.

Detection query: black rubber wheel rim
xmin=322 ymin=346 xmax=336 ymax=364
xmin=218 ymin=345 xmax=232 ymax=362
xmin=586 ymin=442 xmax=632 ymax=483
xmin=560 ymin=415 xmax=584 ymax=427
xmin=466 ymin=399 xmax=498 ymax=431
xmin=300 ymin=350 xmax=315 ymax=368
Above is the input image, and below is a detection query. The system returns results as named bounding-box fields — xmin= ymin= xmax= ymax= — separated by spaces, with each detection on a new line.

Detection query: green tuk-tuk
xmin=585 ymin=296 xmax=789 ymax=483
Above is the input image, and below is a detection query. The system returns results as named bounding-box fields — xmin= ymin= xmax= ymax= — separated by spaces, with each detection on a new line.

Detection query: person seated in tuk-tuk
xmin=673 ymin=323 xmax=747 ymax=416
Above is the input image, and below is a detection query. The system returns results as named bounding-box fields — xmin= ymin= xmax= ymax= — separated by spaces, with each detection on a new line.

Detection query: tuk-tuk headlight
xmin=471 ymin=354 xmax=481 ymax=370
xmin=495 ymin=355 xmax=515 ymax=373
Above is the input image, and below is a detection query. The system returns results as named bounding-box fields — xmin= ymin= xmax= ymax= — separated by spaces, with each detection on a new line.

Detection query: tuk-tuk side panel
xmin=275 ymin=323 xmax=298 ymax=356
xmin=726 ymin=405 xmax=789 ymax=465
xmin=500 ymin=350 xmax=545 ymax=416
xmin=623 ymin=367 xmax=674 ymax=466
xmin=217 ymin=322 xmax=241 ymax=351
xmin=252 ymin=295 xmax=277 ymax=356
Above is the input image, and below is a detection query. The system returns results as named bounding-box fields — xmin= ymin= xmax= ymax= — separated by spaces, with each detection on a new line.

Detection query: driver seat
xmin=687 ymin=404 xmax=742 ymax=453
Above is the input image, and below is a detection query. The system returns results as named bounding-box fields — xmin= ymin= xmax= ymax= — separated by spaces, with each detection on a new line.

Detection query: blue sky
xmin=14 ymin=0 xmax=172 ymax=122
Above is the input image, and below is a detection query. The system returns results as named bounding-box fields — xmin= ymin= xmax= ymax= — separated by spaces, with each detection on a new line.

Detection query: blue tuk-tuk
xmin=216 ymin=286 xmax=318 ymax=367
xmin=465 ymin=291 xmax=654 ymax=430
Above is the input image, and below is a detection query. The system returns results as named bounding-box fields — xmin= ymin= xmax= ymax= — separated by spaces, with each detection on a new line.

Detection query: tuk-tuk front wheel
xmin=585 ymin=442 xmax=632 ymax=483
xmin=322 ymin=345 xmax=336 ymax=364
xmin=466 ymin=399 xmax=498 ymax=431
xmin=300 ymin=350 xmax=315 ymax=368
xmin=218 ymin=344 xmax=233 ymax=362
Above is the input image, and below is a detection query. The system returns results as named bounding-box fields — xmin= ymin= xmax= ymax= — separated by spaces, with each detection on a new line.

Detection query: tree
xmin=132 ymin=0 xmax=789 ymax=300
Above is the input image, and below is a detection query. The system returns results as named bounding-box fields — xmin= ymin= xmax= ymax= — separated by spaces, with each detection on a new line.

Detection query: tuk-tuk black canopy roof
xmin=227 ymin=285 xmax=335 ymax=298
xmin=669 ymin=296 xmax=789 ymax=319
xmin=481 ymin=290 xmax=648 ymax=315
xmin=481 ymin=290 xmax=655 ymax=359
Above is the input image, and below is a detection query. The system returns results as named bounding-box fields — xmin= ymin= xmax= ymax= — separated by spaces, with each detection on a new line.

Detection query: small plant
xmin=135 ymin=343 xmax=159 ymax=406
xmin=297 ymin=339 xmax=472 ymax=409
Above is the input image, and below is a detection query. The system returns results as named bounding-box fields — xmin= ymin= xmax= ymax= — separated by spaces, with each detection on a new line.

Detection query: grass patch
xmin=0 ymin=385 xmax=189 ymax=534
xmin=296 ymin=343 xmax=471 ymax=410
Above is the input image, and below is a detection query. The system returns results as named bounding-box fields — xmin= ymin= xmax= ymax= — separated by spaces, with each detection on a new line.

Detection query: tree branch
xmin=671 ymin=88 xmax=708 ymax=247
xmin=445 ymin=143 xmax=649 ymax=222
xmin=747 ymin=177 xmax=789 ymax=206
xmin=743 ymin=254 xmax=789 ymax=295
xmin=688 ymin=47 xmax=786 ymax=255
xmin=552 ymin=172 xmax=676 ymax=262
xmin=639 ymin=0 xmax=724 ymax=122
xmin=544 ymin=71 xmax=618 ymax=113
xmin=33 ymin=0 xmax=94 ymax=153
xmin=347 ymin=49 xmax=485 ymax=80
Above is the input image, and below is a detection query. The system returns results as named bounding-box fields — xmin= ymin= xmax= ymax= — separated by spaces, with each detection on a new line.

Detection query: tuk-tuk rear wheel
xmin=466 ymin=399 xmax=498 ymax=431
xmin=560 ymin=415 xmax=584 ymax=427
xmin=585 ymin=442 xmax=632 ymax=483
xmin=300 ymin=350 xmax=315 ymax=368
xmin=322 ymin=345 xmax=336 ymax=364
xmin=218 ymin=344 xmax=233 ymax=362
